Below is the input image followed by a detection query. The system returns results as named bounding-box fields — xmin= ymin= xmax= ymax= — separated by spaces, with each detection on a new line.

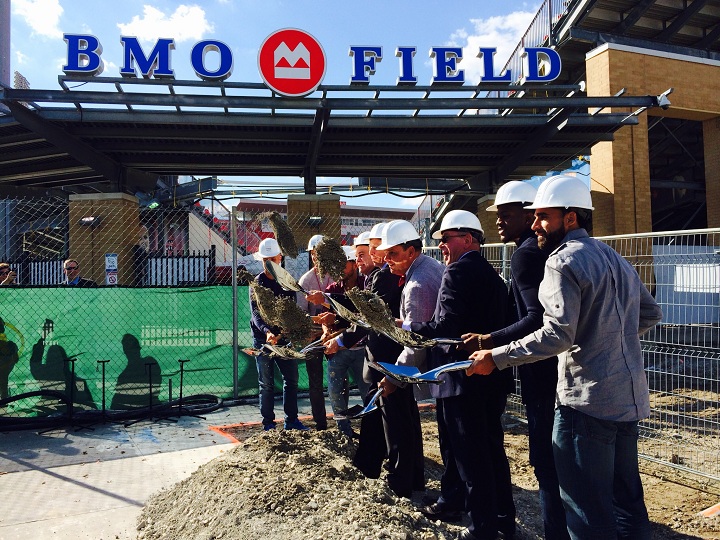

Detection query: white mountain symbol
xmin=274 ymin=42 xmax=311 ymax=79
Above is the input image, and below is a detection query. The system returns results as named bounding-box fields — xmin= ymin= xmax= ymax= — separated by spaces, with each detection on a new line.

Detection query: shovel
xmin=334 ymin=387 xmax=383 ymax=420
xmin=264 ymin=259 xmax=371 ymax=328
xmin=369 ymin=360 xmax=473 ymax=384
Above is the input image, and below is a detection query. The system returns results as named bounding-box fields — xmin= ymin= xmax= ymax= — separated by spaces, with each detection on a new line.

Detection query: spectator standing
xmin=0 ymin=263 xmax=17 ymax=286
xmin=62 ymin=259 xmax=97 ymax=287
xmin=467 ymin=175 xmax=663 ymax=539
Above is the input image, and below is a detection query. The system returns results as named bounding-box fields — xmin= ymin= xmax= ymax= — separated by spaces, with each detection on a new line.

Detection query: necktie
xmin=398 ymin=274 xmax=406 ymax=287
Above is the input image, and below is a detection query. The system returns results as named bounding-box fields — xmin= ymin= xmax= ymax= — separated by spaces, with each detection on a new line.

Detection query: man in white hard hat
xmin=368 ymin=219 xmax=441 ymax=499
xmin=346 ymin=222 xmax=416 ymax=491
xmin=249 ymin=238 xmax=308 ymax=431
xmin=462 ymin=181 xmax=569 ymax=540
xmin=404 ymin=210 xmax=515 ymax=540
xmin=319 ymin=244 xmax=371 ymax=438
xmin=467 ymin=175 xmax=663 ymax=540
xmin=295 ymin=234 xmax=331 ymax=430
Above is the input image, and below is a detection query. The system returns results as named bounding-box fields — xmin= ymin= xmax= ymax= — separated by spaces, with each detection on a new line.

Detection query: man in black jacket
xmin=62 ymin=259 xmax=97 ymax=287
xmin=409 ymin=210 xmax=515 ymax=540
xmin=463 ymin=181 xmax=569 ymax=540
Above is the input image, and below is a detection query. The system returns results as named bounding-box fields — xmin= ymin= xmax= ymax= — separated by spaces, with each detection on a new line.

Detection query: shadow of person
xmin=110 ymin=334 xmax=161 ymax=410
xmin=29 ymin=338 xmax=97 ymax=412
xmin=0 ymin=318 xmax=20 ymax=399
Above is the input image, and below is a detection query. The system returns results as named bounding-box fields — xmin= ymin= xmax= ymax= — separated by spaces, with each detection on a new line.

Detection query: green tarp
xmin=0 ymin=286 xmax=295 ymax=417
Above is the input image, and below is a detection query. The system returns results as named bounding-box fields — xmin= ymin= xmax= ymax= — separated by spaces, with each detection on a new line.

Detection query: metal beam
xmin=1 ymin=87 xmax=667 ymax=112
xmin=694 ymin=22 xmax=720 ymax=49
xmin=3 ymin=101 xmax=158 ymax=191
xmin=304 ymin=106 xmax=329 ymax=195
xmin=612 ymin=0 xmax=656 ymax=34
xmin=655 ymin=0 xmax=709 ymax=42
xmin=569 ymin=27 xmax=720 ymax=61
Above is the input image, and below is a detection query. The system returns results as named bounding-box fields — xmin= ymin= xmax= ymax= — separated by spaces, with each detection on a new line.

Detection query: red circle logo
xmin=258 ymin=28 xmax=326 ymax=97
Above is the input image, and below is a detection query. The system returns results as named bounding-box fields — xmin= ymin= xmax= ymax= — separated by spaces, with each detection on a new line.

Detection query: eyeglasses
xmin=64 ymin=266 xmax=78 ymax=271
xmin=0 ymin=270 xmax=9 ymax=275
xmin=439 ymin=233 xmax=468 ymax=244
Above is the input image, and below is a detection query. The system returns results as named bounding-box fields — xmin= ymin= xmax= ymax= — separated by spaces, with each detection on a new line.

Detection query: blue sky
xmin=9 ymin=0 xmax=542 ymax=210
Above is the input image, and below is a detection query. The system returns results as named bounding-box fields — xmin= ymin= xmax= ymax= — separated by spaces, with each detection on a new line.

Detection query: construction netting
xmin=0 ymin=194 xmax=414 ymax=426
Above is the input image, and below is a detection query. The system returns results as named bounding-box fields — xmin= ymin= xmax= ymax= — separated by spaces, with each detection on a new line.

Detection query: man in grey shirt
xmin=467 ymin=175 xmax=663 ymax=540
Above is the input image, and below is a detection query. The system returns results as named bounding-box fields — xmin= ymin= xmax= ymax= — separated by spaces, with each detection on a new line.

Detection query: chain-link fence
xmin=0 ymin=195 xmax=395 ymax=428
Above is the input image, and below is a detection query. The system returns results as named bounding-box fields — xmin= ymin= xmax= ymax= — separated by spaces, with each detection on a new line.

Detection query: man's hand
xmin=466 ymin=350 xmax=497 ymax=376
xmin=305 ymin=291 xmax=325 ymax=305
xmin=266 ymin=331 xmax=280 ymax=345
xmin=324 ymin=337 xmax=341 ymax=355
xmin=459 ymin=333 xmax=493 ymax=353
xmin=313 ymin=312 xmax=336 ymax=326
xmin=378 ymin=376 xmax=397 ymax=397
xmin=1 ymin=271 xmax=16 ymax=286
xmin=395 ymin=318 xmax=403 ymax=328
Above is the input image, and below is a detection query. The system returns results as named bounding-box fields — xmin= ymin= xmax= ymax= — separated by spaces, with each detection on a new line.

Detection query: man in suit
xmin=62 ymin=259 xmax=97 ymax=287
xmin=463 ymin=181 xmax=569 ymax=540
xmin=409 ymin=210 xmax=516 ymax=540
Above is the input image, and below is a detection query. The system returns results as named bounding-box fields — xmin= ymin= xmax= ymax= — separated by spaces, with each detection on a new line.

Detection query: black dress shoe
xmin=420 ymin=502 xmax=463 ymax=523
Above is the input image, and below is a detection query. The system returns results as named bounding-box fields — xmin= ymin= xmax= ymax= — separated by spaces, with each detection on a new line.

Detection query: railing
xmin=485 ymin=0 xmax=574 ymax=98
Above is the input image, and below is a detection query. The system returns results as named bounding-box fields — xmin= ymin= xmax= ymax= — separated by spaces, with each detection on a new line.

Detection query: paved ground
xmin=0 ymin=397 xmax=344 ymax=540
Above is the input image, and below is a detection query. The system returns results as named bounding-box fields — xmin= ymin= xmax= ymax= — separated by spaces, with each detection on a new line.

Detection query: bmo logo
xmin=258 ymin=28 xmax=326 ymax=97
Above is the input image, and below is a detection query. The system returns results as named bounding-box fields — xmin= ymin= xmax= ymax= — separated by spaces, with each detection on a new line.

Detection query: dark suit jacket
xmin=411 ymin=249 xmax=511 ymax=398
xmin=363 ymin=265 xmax=404 ymax=383
xmin=490 ymin=230 xmax=558 ymax=403
xmin=65 ymin=277 xmax=97 ymax=288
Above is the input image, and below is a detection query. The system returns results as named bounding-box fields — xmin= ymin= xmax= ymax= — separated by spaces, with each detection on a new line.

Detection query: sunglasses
xmin=0 ymin=270 xmax=9 ymax=275
xmin=439 ymin=233 xmax=468 ymax=244
xmin=64 ymin=266 xmax=79 ymax=271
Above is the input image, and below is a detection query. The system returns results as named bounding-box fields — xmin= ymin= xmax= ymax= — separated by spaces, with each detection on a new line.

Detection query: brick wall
xmin=68 ymin=193 xmax=141 ymax=285
xmin=586 ymin=45 xmax=720 ymax=234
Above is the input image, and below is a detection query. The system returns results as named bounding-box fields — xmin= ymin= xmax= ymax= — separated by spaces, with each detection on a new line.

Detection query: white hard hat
xmin=526 ymin=175 xmax=594 ymax=210
xmin=342 ymin=245 xmax=357 ymax=261
xmin=368 ymin=222 xmax=387 ymax=240
xmin=254 ymin=238 xmax=282 ymax=260
xmin=431 ymin=210 xmax=483 ymax=239
xmin=353 ymin=231 xmax=371 ymax=246
xmin=377 ymin=220 xmax=420 ymax=250
xmin=486 ymin=181 xmax=538 ymax=212
xmin=307 ymin=234 xmax=324 ymax=251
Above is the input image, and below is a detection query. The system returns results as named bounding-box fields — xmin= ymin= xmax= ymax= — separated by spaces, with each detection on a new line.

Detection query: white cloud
xmin=448 ymin=10 xmax=538 ymax=84
xmin=12 ymin=0 xmax=63 ymax=39
xmin=118 ymin=4 xmax=214 ymax=43
xmin=15 ymin=50 xmax=29 ymax=65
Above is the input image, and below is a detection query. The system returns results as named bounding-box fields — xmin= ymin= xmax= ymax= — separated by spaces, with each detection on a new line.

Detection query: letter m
xmin=120 ymin=37 xmax=175 ymax=78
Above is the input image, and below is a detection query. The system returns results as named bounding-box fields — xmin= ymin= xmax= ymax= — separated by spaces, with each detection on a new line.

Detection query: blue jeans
xmin=553 ymin=406 xmax=651 ymax=540
xmin=255 ymin=344 xmax=299 ymax=427
xmin=526 ymin=399 xmax=569 ymax=540
xmin=327 ymin=348 xmax=369 ymax=434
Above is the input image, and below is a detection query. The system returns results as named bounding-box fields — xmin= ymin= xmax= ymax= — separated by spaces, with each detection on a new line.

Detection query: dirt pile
xmin=137 ymin=428 xmax=451 ymax=540
xmin=137 ymin=413 xmax=720 ymax=540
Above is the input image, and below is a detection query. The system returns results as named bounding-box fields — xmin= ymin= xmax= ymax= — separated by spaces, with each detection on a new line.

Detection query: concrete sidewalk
xmin=0 ymin=397 xmax=343 ymax=540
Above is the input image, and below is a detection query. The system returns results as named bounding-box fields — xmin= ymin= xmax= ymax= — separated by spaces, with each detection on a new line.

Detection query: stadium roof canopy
xmin=0 ymin=76 xmax=669 ymax=198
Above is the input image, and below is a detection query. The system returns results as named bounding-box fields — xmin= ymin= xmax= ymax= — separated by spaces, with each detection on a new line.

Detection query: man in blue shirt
xmin=250 ymin=238 xmax=307 ymax=431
